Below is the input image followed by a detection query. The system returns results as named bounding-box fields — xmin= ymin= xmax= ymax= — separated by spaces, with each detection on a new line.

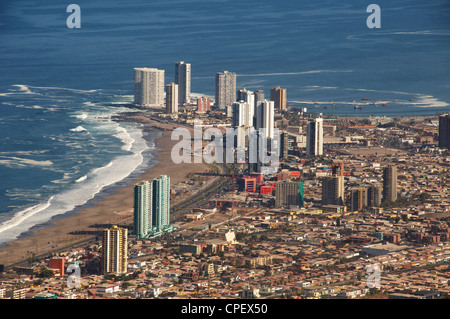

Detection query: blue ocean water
xmin=0 ymin=0 xmax=449 ymax=244
xmin=0 ymin=86 xmax=157 ymax=244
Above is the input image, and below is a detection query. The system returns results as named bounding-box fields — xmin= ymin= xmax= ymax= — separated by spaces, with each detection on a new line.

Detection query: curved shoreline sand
xmin=0 ymin=114 xmax=210 ymax=266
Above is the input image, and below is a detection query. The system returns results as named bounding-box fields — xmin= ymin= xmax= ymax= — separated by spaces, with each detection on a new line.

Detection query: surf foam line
xmin=0 ymin=114 xmax=150 ymax=245
xmin=0 ymin=197 xmax=54 ymax=236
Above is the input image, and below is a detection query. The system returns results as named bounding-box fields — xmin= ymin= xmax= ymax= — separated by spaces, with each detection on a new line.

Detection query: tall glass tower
xmin=134 ymin=181 xmax=152 ymax=239
xmin=152 ymin=175 xmax=171 ymax=231
xmin=175 ymin=61 xmax=191 ymax=105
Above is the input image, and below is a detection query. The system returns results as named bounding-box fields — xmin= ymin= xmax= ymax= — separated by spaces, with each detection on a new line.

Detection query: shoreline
xmin=0 ymin=113 xmax=210 ymax=266
xmin=0 ymin=109 xmax=444 ymax=266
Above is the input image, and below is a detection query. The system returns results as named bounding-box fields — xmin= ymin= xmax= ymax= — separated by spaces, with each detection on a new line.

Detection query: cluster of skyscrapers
xmin=133 ymin=62 xmax=290 ymax=124
xmin=210 ymin=70 xmax=288 ymax=174
xmin=99 ymin=175 xmax=173 ymax=275
xmin=134 ymin=61 xmax=191 ymax=113
xmin=231 ymin=90 xmax=275 ymax=136
xmin=321 ymin=162 xmax=398 ymax=211
xmin=215 ymin=71 xmax=286 ymax=113
xmin=133 ymin=175 xmax=173 ymax=239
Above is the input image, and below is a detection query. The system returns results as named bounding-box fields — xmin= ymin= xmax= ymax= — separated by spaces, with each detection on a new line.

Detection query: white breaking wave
xmin=51 ymin=172 xmax=73 ymax=184
xmin=114 ymin=125 xmax=135 ymax=151
xmin=0 ymin=84 xmax=98 ymax=97
xmin=27 ymin=85 xmax=99 ymax=94
xmin=72 ymin=113 xmax=88 ymax=120
xmin=70 ymin=126 xmax=88 ymax=132
xmin=12 ymin=85 xmax=37 ymax=94
xmin=0 ymin=120 xmax=150 ymax=245
xmin=0 ymin=197 xmax=54 ymax=235
xmin=0 ymin=85 xmax=41 ymax=97
xmin=75 ymin=175 xmax=88 ymax=183
xmin=0 ymin=157 xmax=54 ymax=168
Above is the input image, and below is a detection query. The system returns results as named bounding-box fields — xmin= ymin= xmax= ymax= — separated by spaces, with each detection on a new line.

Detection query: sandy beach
xmin=0 ymin=113 xmax=211 ymax=266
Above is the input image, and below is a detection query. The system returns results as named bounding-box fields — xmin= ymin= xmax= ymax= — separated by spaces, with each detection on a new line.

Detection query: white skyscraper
xmin=238 ymin=88 xmax=255 ymax=125
xmin=256 ymin=100 xmax=274 ymax=139
xmin=235 ymin=126 xmax=250 ymax=150
xmin=306 ymin=117 xmax=323 ymax=156
xmin=215 ymin=71 xmax=236 ymax=109
xmin=134 ymin=68 xmax=165 ymax=108
xmin=175 ymin=61 xmax=191 ymax=105
xmin=232 ymin=101 xmax=253 ymax=128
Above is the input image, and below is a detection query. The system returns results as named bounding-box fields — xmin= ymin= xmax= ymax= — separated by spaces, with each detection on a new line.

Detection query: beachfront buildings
xmin=439 ymin=114 xmax=450 ymax=149
xmin=133 ymin=175 xmax=174 ymax=239
xmin=134 ymin=181 xmax=152 ymax=239
xmin=175 ymin=61 xmax=191 ymax=105
xmin=101 ymin=225 xmax=128 ymax=275
xmin=270 ymin=86 xmax=287 ymax=111
xmin=215 ymin=71 xmax=236 ymax=109
xmin=134 ymin=67 xmax=165 ymax=108
xmin=166 ymin=82 xmax=179 ymax=114
xmin=152 ymin=175 xmax=171 ymax=232
xmin=306 ymin=117 xmax=324 ymax=156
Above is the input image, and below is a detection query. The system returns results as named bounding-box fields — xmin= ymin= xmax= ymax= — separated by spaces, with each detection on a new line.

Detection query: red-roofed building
xmin=290 ymin=171 xmax=301 ymax=179
xmin=260 ymin=182 xmax=276 ymax=195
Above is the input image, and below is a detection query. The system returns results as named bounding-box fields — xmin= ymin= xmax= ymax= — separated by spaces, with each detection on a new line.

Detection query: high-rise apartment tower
xmin=166 ymin=83 xmax=178 ymax=114
xmin=215 ymin=71 xmax=236 ymax=109
xmin=134 ymin=67 xmax=165 ymax=108
xmin=175 ymin=61 xmax=191 ymax=105
xmin=101 ymin=225 xmax=128 ymax=275
xmin=382 ymin=165 xmax=398 ymax=203
xmin=306 ymin=117 xmax=324 ymax=156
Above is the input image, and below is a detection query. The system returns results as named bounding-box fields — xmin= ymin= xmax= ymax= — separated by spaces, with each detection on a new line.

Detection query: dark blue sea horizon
xmin=0 ymin=0 xmax=449 ymax=244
